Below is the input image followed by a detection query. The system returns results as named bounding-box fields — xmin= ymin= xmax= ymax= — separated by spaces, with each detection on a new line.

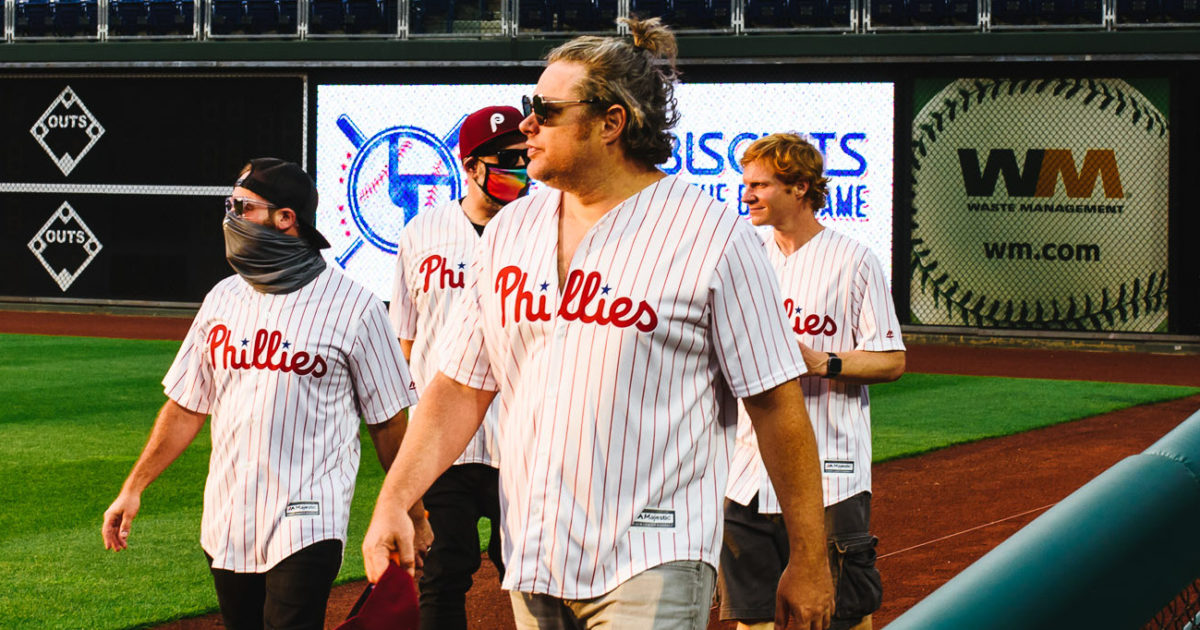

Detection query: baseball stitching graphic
xmin=910 ymin=78 xmax=1169 ymax=331
xmin=334 ymin=114 xmax=464 ymax=267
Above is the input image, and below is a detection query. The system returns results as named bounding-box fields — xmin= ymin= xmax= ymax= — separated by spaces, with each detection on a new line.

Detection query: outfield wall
xmin=0 ymin=55 xmax=1196 ymax=336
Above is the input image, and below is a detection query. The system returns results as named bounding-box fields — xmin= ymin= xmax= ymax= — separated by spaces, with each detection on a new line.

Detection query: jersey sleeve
xmin=389 ymin=229 xmax=419 ymax=341
xmin=350 ymin=299 xmax=418 ymax=424
xmin=852 ymin=248 xmax=906 ymax=352
xmin=709 ymin=220 xmax=807 ymax=398
xmin=162 ymin=297 xmax=216 ymax=414
xmin=438 ymin=257 xmax=498 ymax=392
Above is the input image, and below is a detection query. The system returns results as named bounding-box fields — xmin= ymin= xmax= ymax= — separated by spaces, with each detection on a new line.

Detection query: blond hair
xmin=740 ymin=133 xmax=830 ymax=210
xmin=547 ymin=17 xmax=680 ymax=168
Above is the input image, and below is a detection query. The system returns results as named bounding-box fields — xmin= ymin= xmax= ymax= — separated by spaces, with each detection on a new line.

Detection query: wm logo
xmin=957 ymin=149 xmax=1124 ymax=199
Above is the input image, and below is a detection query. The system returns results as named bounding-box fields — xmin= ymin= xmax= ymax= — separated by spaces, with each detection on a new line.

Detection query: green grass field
xmin=0 ymin=333 xmax=1195 ymax=629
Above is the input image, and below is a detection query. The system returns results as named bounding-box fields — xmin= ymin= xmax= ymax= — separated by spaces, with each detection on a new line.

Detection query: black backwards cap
xmin=235 ymin=158 xmax=331 ymax=250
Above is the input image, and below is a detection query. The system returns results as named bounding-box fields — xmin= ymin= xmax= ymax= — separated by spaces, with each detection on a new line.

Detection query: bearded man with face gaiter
xmin=103 ymin=158 xmax=424 ymax=630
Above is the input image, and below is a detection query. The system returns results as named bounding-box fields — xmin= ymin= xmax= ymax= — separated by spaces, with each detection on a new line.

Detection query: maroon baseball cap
xmin=458 ymin=105 xmax=525 ymax=159
xmin=335 ymin=563 xmax=419 ymax=630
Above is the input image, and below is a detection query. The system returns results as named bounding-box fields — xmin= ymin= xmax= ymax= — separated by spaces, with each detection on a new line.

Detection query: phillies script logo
xmin=783 ymin=299 xmax=837 ymax=336
xmin=958 ymin=149 xmax=1123 ymax=199
xmin=495 ymin=265 xmax=658 ymax=332
xmin=420 ymin=255 xmax=465 ymax=291
xmin=208 ymin=325 xmax=328 ymax=377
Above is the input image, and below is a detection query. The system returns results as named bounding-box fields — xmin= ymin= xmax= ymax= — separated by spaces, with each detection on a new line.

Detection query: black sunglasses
xmin=225 ymin=196 xmax=278 ymax=216
xmin=521 ymin=94 xmax=601 ymax=124
xmin=480 ymin=148 xmax=529 ymax=169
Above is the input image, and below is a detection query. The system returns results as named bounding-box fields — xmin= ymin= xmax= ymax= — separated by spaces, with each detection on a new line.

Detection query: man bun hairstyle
xmin=740 ymin=133 xmax=831 ymax=211
xmin=547 ymin=16 xmax=680 ymax=168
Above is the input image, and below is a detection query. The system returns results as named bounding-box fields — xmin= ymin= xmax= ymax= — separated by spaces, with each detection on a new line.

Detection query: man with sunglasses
xmin=364 ymin=17 xmax=833 ymax=630
xmin=389 ymin=105 xmax=529 ymax=630
xmin=102 ymin=158 xmax=422 ymax=630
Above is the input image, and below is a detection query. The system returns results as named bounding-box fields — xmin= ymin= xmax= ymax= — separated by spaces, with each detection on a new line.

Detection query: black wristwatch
xmin=824 ymin=352 xmax=842 ymax=378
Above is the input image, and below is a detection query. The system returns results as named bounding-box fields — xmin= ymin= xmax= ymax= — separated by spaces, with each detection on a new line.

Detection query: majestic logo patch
xmin=632 ymin=508 xmax=676 ymax=529
xmin=28 ymin=201 xmax=103 ymax=291
xmin=285 ymin=502 xmax=320 ymax=517
xmin=31 ymin=86 xmax=105 ymax=176
xmin=823 ymin=460 xmax=855 ymax=474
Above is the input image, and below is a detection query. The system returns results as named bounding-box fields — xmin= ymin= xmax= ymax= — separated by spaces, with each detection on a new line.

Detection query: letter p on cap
xmin=490 ymin=113 xmax=505 ymax=133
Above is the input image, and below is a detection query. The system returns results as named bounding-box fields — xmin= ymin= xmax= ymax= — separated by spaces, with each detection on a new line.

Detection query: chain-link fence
xmin=909 ymin=77 xmax=1170 ymax=332
xmin=1145 ymin=579 xmax=1200 ymax=630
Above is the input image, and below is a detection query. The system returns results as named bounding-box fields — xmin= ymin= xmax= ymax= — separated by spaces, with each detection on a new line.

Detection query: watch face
xmin=827 ymin=356 xmax=842 ymax=377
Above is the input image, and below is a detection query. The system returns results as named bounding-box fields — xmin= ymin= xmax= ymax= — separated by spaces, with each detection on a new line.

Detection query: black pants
xmin=719 ymin=492 xmax=881 ymax=629
xmin=419 ymin=463 xmax=505 ymax=630
xmin=206 ymin=539 xmax=343 ymax=630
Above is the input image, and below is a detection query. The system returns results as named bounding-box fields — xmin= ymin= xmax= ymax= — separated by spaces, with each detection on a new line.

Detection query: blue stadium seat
xmin=52 ymin=0 xmax=98 ymax=36
xmin=242 ymin=0 xmax=296 ymax=32
xmin=517 ymin=0 xmax=552 ymax=30
xmin=146 ymin=0 xmax=195 ymax=34
xmin=943 ymin=0 xmax=977 ymax=24
xmin=790 ymin=0 xmax=830 ymax=26
xmin=669 ymin=0 xmax=728 ymax=28
xmin=16 ymin=0 xmax=55 ymax=37
xmin=744 ymin=0 xmax=790 ymax=26
xmin=410 ymin=0 xmax=451 ymax=33
xmin=1115 ymin=0 xmax=1166 ymax=22
xmin=345 ymin=0 xmax=394 ymax=33
xmin=1163 ymin=0 xmax=1199 ymax=20
xmin=630 ymin=0 xmax=670 ymax=21
xmin=989 ymin=0 xmax=1036 ymax=24
xmin=595 ymin=0 xmax=618 ymax=25
xmin=308 ymin=0 xmax=347 ymax=32
xmin=1030 ymin=0 xmax=1100 ymax=23
xmin=268 ymin=0 xmax=298 ymax=32
xmin=825 ymin=0 xmax=853 ymax=25
xmin=108 ymin=0 xmax=148 ymax=34
xmin=209 ymin=0 xmax=247 ymax=33
xmin=870 ymin=0 xmax=911 ymax=26
xmin=554 ymin=0 xmax=613 ymax=30
xmin=745 ymin=0 xmax=852 ymax=27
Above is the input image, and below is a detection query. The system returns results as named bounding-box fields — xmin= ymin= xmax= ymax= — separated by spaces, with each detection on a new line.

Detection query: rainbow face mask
xmin=479 ymin=162 xmax=531 ymax=206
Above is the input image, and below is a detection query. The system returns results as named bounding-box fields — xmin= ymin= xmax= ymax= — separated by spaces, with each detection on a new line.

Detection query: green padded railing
xmin=887 ymin=409 xmax=1200 ymax=630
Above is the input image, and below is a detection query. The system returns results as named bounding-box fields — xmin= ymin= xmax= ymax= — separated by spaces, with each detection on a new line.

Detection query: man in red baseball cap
xmin=387 ymin=105 xmax=528 ymax=630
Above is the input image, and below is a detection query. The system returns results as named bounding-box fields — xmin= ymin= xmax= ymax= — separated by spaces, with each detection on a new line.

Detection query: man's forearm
xmin=373 ymin=372 xmax=496 ymax=516
xmin=743 ymin=379 xmax=828 ymax=568
xmin=367 ymin=409 xmax=426 ymax=520
xmin=122 ymin=399 xmax=207 ymax=495
xmin=807 ymin=348 xmax=906 ymax=385
xmin=367 ymin=410 xmax=409 ymax=472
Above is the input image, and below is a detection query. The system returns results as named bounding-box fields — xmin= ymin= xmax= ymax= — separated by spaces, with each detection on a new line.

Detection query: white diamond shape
xmin=27 ymin=202 xmax=104 ymax=292
xmin=30 ymin=86 xmax=106 ymax=177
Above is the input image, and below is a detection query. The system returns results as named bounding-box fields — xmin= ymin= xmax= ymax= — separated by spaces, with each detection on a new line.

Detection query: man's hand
xmin=100 ymin=399 xmax=207 ymax=554
xmin=363 ymin=506 xmax=417 ymax=582
xmin=410 ymin=511 xmax=434 ymax=570
xmin=798 ymin=341 xmax=830 ymax=376
xmin=775 ymin=563 xmax=835 ymax=630
xmin=101 ymin=492 xmax=140 ymax=551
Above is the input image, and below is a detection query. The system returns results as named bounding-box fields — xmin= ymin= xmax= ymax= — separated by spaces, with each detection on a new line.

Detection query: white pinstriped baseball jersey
xmin=390 ymin=200 xmax=498 ymax=467
xmin=164 ymin=266 xmax=417 ymax=573
xmin=439 ymin=175 xmax=806 ymax=599
xmin=726 ymin=228 xmax=904 ymax=512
